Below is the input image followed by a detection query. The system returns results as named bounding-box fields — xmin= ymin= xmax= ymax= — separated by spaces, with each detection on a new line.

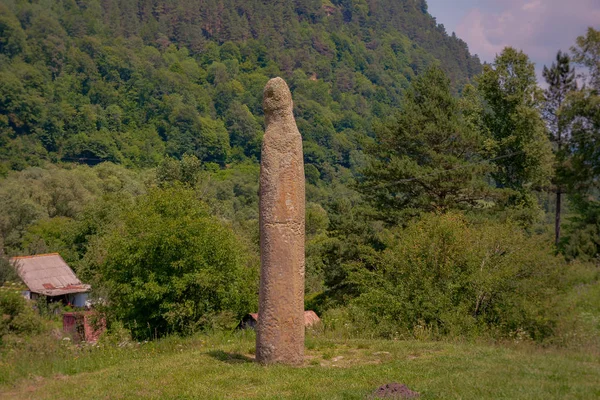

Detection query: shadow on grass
xmin=207 ymin=350 xmax=255 ymax=364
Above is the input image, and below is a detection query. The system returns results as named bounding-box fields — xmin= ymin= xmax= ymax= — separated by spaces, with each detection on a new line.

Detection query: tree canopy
xmin=0 ymin=0 xmax=481 ymax=174
xmin=359 ymin=66 xmax=494 ymax=223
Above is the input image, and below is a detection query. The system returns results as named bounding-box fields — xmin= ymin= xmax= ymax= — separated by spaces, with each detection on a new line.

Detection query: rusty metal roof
xmin=10 ymin=253 xmax=91 ymax=296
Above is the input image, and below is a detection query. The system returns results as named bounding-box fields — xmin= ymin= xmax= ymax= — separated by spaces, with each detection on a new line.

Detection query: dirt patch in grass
xmin=371 ymin=383 xmax=420 ymax=398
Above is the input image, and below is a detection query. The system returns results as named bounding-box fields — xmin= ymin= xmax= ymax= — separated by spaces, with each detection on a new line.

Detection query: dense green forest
xmin=1 ymin=0 xmax=599 ymax=347
xmin=0 ymin=0 xmax=480 ymax=170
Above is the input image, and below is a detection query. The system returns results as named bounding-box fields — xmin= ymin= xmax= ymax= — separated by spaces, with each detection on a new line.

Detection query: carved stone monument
xmin=256 ymin=77 xmax=305 ymax=365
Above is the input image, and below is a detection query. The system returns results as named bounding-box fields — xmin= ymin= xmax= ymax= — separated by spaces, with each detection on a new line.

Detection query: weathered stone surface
xmin=256 ymin=77 xmax=305 ymax=365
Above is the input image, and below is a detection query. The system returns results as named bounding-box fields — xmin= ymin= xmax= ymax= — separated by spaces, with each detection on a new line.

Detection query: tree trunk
xmin=555 ymin=125 xmax=563 ymax=247
xmin=555 ymin=188 xmax=561 ymax=246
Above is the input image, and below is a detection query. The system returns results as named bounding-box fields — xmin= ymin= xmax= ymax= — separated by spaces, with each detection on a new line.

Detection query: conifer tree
xmin=543 ymin=51 xmax=577 ymax=245
xmin=359 ymin=66 xmax=492 ymax=223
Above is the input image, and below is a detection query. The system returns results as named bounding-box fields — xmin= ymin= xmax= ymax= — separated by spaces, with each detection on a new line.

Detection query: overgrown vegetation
xmin=0 ymin=288 xmax=43 ymax=343
xmin=341 ymin=214 xmax=566 ymax=340
xmin=88 ymin=187 xmax=258 ymax=338
xmin=0 ymin=0 xmax=599 ymax=375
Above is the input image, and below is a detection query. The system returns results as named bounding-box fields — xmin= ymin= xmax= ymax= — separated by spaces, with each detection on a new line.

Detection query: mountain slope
xmin=0 ymin=0 xmax=481 ymax=172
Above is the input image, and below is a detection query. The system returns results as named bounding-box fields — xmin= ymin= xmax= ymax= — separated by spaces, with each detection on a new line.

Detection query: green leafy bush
xmin=0 ymin=256 xmax=19 ymax=285
xmin=91 ymin=186 xmax=258 ymax=339
xmin=342 ymin=213 xmax=565 ymax=340
xmin=0 ymin=289 xmax=43 ymax=341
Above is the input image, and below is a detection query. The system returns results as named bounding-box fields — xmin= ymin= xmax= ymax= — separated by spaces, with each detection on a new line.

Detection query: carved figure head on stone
xmin=263 ymin=77 xmax=293 ymax=115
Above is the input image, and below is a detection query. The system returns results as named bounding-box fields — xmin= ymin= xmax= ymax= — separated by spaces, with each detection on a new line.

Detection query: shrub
xmin=0 ymin=289 xmax=43 ymax=341
xmin=0 ymin=256 xmax=19 ymax=285
xmin=345 ymin=213 xmax=566 ymax=341
xmin=91 ymin=186 xmax=258 ymax=339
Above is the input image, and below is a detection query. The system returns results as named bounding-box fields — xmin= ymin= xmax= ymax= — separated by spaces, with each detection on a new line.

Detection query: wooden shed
xmin=10 ymin=253 xmax=91 ymax=307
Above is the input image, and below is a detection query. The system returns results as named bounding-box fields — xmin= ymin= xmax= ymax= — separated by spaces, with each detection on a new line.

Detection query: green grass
xmin=1 ymin=331 xmax=599 ymax=399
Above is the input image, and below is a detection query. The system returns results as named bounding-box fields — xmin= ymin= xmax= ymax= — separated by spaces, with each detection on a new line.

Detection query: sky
xmin=426 ymin=0 xmax=600 ymax=82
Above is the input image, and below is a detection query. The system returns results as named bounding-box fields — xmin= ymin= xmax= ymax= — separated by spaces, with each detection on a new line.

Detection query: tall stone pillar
xmin=256 ymin=77 xmax=305 ymax=365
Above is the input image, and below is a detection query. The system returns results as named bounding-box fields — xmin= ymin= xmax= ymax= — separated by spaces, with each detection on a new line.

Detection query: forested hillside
xmin=0 ymin=0 xmax=480 ymax=170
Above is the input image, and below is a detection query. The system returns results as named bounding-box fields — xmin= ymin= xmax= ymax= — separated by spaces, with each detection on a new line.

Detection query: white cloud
xmin=522 ymin=0 xmax=542 ymax=11
xmin=456 ymin=0 xmax=600 ymax=80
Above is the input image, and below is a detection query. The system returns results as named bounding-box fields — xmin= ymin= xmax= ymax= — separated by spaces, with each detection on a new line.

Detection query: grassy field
xmin=1 ymin=331 xmax=599 ymax=399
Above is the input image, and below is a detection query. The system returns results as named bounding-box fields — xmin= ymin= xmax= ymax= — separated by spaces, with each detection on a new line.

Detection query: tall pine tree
xmin=543 ymin=51 xmax=577 ymax=245
xmin=359 ymin=66 xmax=492 ymax=223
